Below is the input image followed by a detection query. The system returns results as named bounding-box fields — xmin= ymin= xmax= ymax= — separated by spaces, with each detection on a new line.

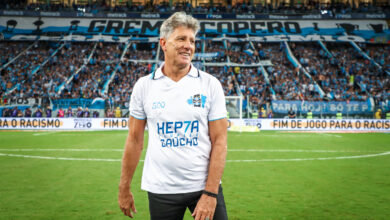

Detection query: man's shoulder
xmin=134 ymin=74 xmax=153 ymax=87
xmin=198 ymin=69 xmax=221 ymax=85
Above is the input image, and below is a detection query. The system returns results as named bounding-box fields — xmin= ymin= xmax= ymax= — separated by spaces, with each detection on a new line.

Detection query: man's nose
xmin=183 ymin=40 xmax=193 ymax=49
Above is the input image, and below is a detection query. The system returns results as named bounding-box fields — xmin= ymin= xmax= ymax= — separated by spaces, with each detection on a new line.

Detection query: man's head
xmin=160 ymin=12 xmax=199 ymax=40
xmin=160 ymin=12 xmax=200 ymax=69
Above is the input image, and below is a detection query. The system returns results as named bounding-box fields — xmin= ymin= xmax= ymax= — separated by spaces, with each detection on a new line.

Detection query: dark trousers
xmin=147 ymin=185 xmax=228 ymax=220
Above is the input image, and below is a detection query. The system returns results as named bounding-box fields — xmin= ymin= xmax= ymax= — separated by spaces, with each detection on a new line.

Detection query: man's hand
xmin=118 ymin=188 xmax=137 ymax=218
xmin=191 ymin=194 xmax=217 ymax=220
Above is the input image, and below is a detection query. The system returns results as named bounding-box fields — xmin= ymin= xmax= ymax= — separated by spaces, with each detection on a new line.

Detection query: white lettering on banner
xmin=302 ymin=15 xmax=322 ymax=19
xmin=337 ymin=14 xmax=352 ymax=19
xmin=236 ymin=14 xmax=255 ymax=19
xmin=269 ymin=15 xmax=288 ymax=19
xmin=207 ymin=14 xmax=223 ymax=19
xmin=107 ymin=13 xmax=127 ymax=18
xmin=77 ymin=13 xmax=94 ymax=17
xmin=366 ymin=14 xmax=385 ymax=18
xmin=40 ymin=12 xmax=60 ymax=16
xmin=3 ymin=11 xmax=23 ymax=15
xmin=2 ymin=98 xmax=42 ymax=107
xmin=140 ymin=14 xmax=160 ymax=18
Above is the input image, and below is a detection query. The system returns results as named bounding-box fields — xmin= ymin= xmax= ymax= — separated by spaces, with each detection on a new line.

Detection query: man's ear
xmin=160 ymin=38 xmax=166 ymax=52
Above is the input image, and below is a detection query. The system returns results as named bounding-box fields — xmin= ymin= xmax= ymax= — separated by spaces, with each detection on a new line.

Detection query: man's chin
xmin=176 ymin=61 xmax=191 ymax=69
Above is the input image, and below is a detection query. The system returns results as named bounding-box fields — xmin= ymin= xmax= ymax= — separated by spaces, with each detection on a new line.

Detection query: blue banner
xmin=1 ymin=10 xmax=389 ymax=20
xmin=271 ymin=100 xmax=373 ymax=114
xmin=194 ymin=52 xmax=222 ymax=60
xmin=51 ymin=98 xmax=105 ymax=110
xmin=1 ymin=17 xmax=389 ymax=43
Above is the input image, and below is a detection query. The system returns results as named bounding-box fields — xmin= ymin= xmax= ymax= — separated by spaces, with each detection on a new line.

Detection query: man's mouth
xmin=179 ymin=52 xmax=191 ymax=58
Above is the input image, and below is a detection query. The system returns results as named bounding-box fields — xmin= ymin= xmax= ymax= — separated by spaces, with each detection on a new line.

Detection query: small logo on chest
xmin=187 ymin=94 xmax=207 ymax=108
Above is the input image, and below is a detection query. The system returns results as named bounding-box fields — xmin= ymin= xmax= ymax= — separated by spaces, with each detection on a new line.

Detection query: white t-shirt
xmin=129 ymin=63 xmax=227 ymax=194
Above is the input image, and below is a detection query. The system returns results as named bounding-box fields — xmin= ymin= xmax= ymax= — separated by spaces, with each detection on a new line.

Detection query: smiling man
xmin=118 ymin=12 xmax=228 ymax=220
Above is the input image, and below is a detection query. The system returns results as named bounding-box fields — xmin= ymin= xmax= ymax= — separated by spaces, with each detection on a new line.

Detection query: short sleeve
xmin=129 ymin=78 xmax=146 ymax=120
xmin=208 ymin=78 xmax=227 ymax=121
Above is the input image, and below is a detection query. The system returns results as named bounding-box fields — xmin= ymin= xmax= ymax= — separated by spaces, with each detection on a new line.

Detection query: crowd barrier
xmin=0 ymin=118 xmax=389 ymax=132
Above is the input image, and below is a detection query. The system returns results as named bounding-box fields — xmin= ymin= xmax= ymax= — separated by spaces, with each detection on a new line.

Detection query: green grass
xmin=0 ymin=130 xmax=390 ymax=219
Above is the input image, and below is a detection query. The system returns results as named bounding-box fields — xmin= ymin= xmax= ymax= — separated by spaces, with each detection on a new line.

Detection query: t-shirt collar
xmin=152 ymin=62 xmax=199 ymax=80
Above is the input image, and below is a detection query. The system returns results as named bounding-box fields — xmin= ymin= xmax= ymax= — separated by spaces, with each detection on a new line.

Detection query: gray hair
xmin=160 ymin=12 xmax=200 ymax=39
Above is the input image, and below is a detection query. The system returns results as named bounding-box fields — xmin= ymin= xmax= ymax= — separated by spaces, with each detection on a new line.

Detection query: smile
xmin=179 ymin=52 xmax=191 ymax=57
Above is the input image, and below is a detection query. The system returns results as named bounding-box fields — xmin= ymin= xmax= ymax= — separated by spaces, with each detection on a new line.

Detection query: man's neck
xmin=162 ymin=62 xmax=191 ymax=82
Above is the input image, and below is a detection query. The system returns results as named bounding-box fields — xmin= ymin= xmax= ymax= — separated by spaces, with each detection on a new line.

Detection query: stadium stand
xmin=2 ymin=0 xmax=389 ymax=14
xmin=1 ymin=0 xmax=390 ymax=119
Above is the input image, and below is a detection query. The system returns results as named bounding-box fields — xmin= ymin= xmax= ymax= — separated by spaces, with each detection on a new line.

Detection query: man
xmin=288 ymin=108 xmax=296 ymax=119
xmin=118 ymin=12 xmax=228 ymax=220
xmin=24 ymin=108 xmax=32 ymax=117
xmin=83 ymin=107 xmax=90 ymax=118
xmin=46 ymin=106 xmax=52 ymax=118
xmin=34 ymin=107 xmax=43 ymax=117
xmin=66 ymin=106 xmax=73 ymax=117
xmin=11 ymin=107 xmax=18 ymax=117
xmin=92 ymin=110 xmax=99 ymax=118
xmin=76 ymin=107 xmax=83 ymax=118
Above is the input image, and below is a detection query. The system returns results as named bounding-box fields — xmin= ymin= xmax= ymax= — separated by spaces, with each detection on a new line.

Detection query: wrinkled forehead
xmin=168 ymin=25 xmax=196 ymax=39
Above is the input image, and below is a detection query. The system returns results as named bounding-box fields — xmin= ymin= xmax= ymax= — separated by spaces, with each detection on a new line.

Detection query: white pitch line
xmin=0 ymin=148 xmax=383 ymax=153
xmin=0 ymin=153 xmax=123 ymax=162
xmin=0 ymin=149 xmax=124 ymax=152
xmin=227 ymin=151 xmax=390 ymax=162
xmin=227 ymin=149 xmax=382 ymax=153
xmin=0 ymin=151 xmax=389 ymax=162
xmin=317 ymin=133 xmax=343 ymax=138
xmin=33 ymin=131 xmax=62 ymax=136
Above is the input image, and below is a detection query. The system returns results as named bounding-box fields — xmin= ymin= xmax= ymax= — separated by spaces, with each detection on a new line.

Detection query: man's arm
xmin=192 ymin=118 xmax=228 ymax=220
xmin=118 ymin=116 xmax=146 ymax=218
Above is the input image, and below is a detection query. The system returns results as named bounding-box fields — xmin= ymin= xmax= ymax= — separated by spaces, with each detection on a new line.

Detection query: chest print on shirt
xmin=187 ymin=94 xmax=207 ymax=108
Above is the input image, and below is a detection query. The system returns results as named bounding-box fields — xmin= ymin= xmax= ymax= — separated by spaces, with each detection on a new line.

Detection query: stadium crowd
xmin=290 ymin=42 xmax=367 ymax=101
xmin=2 ymin=0 xmax=389 ymax=15
xmin=1 ymin=39 xmax=390 ymax=117
xmin=258 ymin=42 xmax=322 ymax=101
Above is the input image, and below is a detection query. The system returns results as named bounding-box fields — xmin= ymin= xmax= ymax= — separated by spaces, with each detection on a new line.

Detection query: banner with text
xmin=271 ymin=100 xmax=373 ymax=114
xmin=229 ymin=118 xmax=390 ymax=131
xmin=0 ymin=118 xmax=389 ymax=132
xmin=1 ymin=17 xmax=389 ymax=43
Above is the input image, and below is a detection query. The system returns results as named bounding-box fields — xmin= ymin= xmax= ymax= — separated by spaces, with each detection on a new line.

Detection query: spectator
xmin=374 ymin=109 xmax=382 ymax=119
xmin=115 ymin=107 xmax=122 ymax=118
xmin=66 ymin=107 xmax=73 ymax=117
xmin=46 ymin=106 xmax=52 ymax=117
xmin=24 ymin=108 xmax=32 ymax=117
xmin=17 ymin=109 xmax=23 ymax=117
xmin=57 ymin=108 xmax=65 ymax=118
xmin=76 ymin=107 xmax=83 ymax=118
xmin=288 ymin=108 xmax=296 ymax=118
xmin=83 ymin=107 xmax=90 ymax=118
xmin=34 ymin=107 xmax=43 ymax=117
xmin=92 ymin=110 xmax=100 ymax=118
xmin=11 ymin=107 xmax=18 ymax=117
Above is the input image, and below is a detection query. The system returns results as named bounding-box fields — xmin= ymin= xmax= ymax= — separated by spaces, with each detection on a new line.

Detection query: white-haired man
xmin=118 ymin=12 xmax=228 ymax=220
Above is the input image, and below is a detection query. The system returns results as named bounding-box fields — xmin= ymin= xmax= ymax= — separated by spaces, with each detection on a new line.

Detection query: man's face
xmin=160 ymin=26 xmax=195 ymax=69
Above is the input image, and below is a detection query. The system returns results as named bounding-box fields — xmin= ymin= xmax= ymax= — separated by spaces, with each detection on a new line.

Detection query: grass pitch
xmin=0 ymin=130 xmax=389 ymax=220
